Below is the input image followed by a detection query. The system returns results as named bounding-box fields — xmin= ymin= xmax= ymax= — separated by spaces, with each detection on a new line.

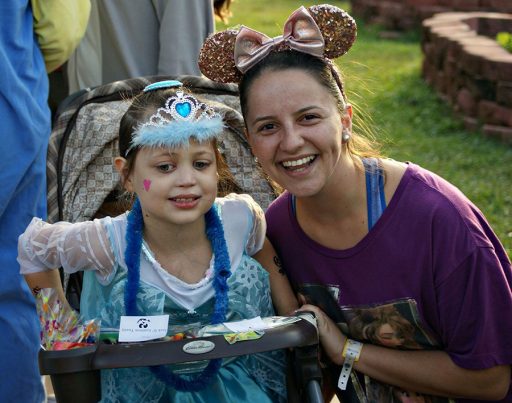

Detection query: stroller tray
xmin=40 ymin=316 xmax=320 ymax=403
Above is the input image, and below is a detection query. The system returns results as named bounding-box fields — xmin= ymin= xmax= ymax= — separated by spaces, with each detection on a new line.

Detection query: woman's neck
xmin=298 ymin=155 xmax=365 ymax=221
xmin=295 ymin=156 xmax=369 ymax=250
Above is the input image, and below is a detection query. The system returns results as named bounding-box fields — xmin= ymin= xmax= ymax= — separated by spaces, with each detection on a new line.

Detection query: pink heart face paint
xmin=143 ymin=179 xmax=151 ymax=192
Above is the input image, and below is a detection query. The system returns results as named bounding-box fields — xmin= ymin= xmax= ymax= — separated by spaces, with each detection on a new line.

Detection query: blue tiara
xmin=127 ymin=90 xmax=224 ymax=155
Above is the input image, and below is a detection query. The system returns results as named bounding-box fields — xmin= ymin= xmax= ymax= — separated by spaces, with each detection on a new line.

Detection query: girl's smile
xmin=120 ymin=141 xmax=218 ymax=229
xmin=168 ymin=194 xmax=201 ymax=209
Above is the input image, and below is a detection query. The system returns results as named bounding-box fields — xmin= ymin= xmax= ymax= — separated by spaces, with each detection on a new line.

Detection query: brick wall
xmin=350 ymin=0 xmax=512 ymax=30
xmin=422 ymin=13 xmax=512 ymax=144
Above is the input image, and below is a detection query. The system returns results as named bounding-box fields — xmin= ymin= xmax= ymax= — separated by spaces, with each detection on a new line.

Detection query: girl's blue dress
xmin=80 ymin=195 xmax=287 ymax=402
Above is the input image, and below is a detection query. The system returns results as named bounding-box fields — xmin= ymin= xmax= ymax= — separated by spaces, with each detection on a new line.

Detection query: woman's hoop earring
xmin=342 ymin=129 xmax=351 ymax=143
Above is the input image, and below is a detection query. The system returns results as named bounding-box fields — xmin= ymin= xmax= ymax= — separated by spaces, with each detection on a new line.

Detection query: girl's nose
xmin=176 ymin=166 xmax=197 ymax=187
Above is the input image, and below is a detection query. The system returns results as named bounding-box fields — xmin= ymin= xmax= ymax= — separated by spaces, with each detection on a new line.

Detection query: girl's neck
xmin=142 ymin=214 xmax=212 ymax=283
xmin=142 ymin=214 xmax=207 ymax=254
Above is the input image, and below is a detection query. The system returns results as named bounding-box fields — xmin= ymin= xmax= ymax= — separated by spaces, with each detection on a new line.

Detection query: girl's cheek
xmin=143 ymin=179 xmax=151 ymax=192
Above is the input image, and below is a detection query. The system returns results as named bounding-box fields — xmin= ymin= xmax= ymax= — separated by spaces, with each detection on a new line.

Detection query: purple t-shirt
xmin=266 ymin=163 xmax=512 ymax=402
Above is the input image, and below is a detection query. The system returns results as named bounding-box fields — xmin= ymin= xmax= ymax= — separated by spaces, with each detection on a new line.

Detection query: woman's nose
xmin=279 ymin=125 xmax=304 ymax=153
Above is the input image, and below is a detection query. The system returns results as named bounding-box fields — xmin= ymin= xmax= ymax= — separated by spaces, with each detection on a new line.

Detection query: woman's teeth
xmin=282 ymin=156 xmax=315 ymax=168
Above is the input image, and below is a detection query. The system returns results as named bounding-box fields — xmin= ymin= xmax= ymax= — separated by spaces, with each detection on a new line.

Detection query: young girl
xmin=18 ymin=80 xmax=297 ymax=402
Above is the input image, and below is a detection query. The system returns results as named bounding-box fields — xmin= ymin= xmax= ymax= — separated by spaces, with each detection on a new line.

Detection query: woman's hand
xmin=297 ymin=303 xmax=511 ymax=399
xmin=297 ymin=303 xmax=347 ymax=365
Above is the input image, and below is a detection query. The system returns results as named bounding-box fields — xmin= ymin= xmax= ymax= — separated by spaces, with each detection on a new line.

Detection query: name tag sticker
xmin=223 ymin=316 xmax=266 ymax=333
xmin=118 ymin=315 xmax=169 ymax=342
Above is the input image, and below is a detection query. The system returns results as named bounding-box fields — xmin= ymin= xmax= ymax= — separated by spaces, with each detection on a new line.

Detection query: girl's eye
xmin=156 ymin=164 xmax=173 ymax=173
xmin=194 ymin=160 xmax=212 ymax=170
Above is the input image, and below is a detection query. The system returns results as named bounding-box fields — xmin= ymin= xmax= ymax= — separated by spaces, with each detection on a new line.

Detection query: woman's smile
xmin=280 ymin=155 xmax=317 ymax=170
xmin=246 ymin=69 xmax=345 ymax=197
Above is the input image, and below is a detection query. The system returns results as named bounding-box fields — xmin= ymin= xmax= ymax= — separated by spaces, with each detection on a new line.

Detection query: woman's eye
xmin=156 ymin=164 xmax=173 ymax=173
xmin=302 ymin=114 xmax=319 ymax=122
xmin=194 ymin=161 xmax=211 ymax=170
xmin=257 ymin=122 xmax=276 ymax=134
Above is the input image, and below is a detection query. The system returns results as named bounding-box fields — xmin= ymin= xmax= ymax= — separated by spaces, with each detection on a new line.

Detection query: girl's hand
xmin=297 ymin=304 xmax=346 ymax=365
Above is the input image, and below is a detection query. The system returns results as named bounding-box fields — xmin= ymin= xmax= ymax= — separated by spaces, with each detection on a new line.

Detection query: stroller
xmin=40 ymin=75 xmax=324 ymax=403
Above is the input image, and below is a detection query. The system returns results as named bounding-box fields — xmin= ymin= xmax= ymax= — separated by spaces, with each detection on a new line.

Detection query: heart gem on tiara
xmin=175 ymin=102 xmax=192 ymax=118
xmin=166 ymin=91 xmax=200 ymax=122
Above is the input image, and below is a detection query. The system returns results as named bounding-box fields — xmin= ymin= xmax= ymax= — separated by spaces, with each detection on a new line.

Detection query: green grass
xmin=496 ymin=32 xmax=512 ymax=53
xmin=219 ymin=1 xmax=512 ymax=256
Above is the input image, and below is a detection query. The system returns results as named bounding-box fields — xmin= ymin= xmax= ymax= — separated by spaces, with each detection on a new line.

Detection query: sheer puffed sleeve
xmin=242 ymin=195 xmax=266 ymax=256
xmin=221 ymin=193 xmax=266 ymax=256
xmin=18 ymin=217 xmax=115 ymax=278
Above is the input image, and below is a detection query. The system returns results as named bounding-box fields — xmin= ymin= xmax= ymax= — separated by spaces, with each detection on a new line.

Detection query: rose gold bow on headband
xmin=234 ymin=6 xmax=325 ymax=74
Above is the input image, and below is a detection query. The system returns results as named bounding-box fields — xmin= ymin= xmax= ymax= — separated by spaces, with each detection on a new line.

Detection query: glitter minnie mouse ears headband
xmin=198 ymin=4 xmax=357 ymax=84
xmin=126 ymin=80 xmax=224 ymax=156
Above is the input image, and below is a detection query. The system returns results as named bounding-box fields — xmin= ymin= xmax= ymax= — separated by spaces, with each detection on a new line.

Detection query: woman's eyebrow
xmin=251 ymin=114 xmax=275 ymax=126
xmin=250 ymin=106 xmax=319 ymax=125
xmin=295 ymin=105 xmax=319 ymax=114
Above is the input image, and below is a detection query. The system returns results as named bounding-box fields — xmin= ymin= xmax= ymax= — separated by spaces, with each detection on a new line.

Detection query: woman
xmin=199 ymin=4 xmax=512 ymax=402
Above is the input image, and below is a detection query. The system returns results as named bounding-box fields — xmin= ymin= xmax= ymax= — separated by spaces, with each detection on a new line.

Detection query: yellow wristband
xmin=341 ymin=338 xmax=350 ymax=359
xmin=338 ymin=338 xmax=363 ymax=391
xmin=342 ymin=338 xmax=363 ymax=362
